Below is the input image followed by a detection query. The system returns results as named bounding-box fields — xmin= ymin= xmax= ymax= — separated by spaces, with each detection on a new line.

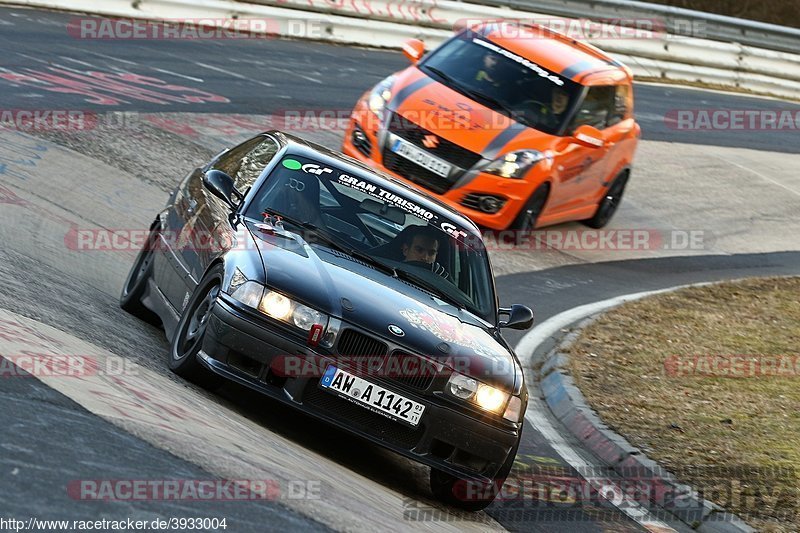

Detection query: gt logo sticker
xmin=440 ymin=222 xmax=468 ymax=240
xmin=302 ymin=164 xmax=333 ymax=176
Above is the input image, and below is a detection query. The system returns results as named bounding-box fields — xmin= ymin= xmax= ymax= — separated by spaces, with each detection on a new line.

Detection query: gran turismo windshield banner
xmin=273 ymin=156 xmax=476 ymax=245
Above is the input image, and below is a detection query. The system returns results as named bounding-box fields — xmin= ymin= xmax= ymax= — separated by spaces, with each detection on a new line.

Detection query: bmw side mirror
xmin=203 ymin=170 xmax=243 ymax=210
xmin=499 ymin=304 xmax=535 ymax=330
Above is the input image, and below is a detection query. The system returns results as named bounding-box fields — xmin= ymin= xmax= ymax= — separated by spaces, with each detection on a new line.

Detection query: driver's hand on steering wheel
xmin=405 ymin=260 xmax=450 ymax=280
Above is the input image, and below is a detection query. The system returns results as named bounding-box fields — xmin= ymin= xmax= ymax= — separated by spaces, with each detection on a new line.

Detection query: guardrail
xmin=236 ymin=0 xmax=800 ymax=99
xmin=474 ymin=0 xmax=800 ymax=55
xmin=5 ymin=0 xmax=800 ymax=99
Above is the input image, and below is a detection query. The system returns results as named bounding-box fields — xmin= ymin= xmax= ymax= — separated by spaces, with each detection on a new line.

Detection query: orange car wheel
xmin=510 ymin=184 xmax=550 ymax=234
xmin=582 ymin=171 xmax=629 ymax=229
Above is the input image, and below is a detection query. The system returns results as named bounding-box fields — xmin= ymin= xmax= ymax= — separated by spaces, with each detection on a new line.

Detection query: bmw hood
xmin=241 ymin=221 xmax=517 ymax=391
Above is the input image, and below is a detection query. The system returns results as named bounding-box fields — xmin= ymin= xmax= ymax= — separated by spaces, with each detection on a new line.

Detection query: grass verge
xmin=567 ymin=276 xmax=800 ymax=531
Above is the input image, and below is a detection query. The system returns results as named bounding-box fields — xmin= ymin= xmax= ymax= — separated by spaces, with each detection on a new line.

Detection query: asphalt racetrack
xmin=1 ymin=6 xmax=799 ymax=532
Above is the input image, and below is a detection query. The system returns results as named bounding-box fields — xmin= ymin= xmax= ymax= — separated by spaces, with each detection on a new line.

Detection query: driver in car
xmin=401 ymin=226 xmax=449 ymax=279
xmin=535 ymin=86 xmax=570 ymax=129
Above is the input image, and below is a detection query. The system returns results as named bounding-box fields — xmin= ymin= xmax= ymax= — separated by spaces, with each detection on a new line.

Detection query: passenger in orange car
xmin=475 ymin=53 xmax=500 ymax=87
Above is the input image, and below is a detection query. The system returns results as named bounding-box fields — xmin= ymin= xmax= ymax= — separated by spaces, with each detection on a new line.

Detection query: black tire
xmin=430 ymin=439 xmax=520 ymax=512
xmin=582 ymin=172 xmax=629 ymax=229
xmin=510 ymin=184 xmax=549 ymax=235
xmin=120 ymin=221 xmax=161 ymax=326
xmin=168 ymin=264 xmax=225 ymax=390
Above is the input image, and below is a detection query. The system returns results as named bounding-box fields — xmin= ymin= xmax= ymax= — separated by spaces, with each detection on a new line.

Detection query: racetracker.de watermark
xmin=63 ymin=227 xmax=245 ymax=252
xmin=272 ymin=354 xmax=441 ymax=379
xmin=0 ymin=110 xmax=153 ymax=132
xmin=276 ymin=108 xmax=520 ymax=132
xmin=63 ymin=228 xmax=713 ymax=253
xmin=404 ymin=465 xmax=797 ymax=522
xmin=0 ymin=354 xmax=137 ymax=378
xmin=665 ymin=354 xmax=800 ymax=378
xmin=455 ymin=17 xmax=672 ymax=40
xmin=66 ymin=17 xmax=332 ymax=40
xmin=483 ymin=229 xmax=711 ymax=252
xmin=0 ymin=109 xmax=96 ymax=132
xmin=665 ymin=109 xmax=800 ymax=131
xmin=67 ymin=479 xmax=321 ymax=501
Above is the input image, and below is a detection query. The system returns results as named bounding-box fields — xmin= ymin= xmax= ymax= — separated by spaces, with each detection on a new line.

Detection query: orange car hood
xmin=388 ymin=68 xmax=554 ymax=158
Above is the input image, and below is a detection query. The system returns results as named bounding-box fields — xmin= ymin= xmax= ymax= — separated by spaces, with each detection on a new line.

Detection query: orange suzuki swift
xmin=342 ymin=21 xmax=641 ymax=231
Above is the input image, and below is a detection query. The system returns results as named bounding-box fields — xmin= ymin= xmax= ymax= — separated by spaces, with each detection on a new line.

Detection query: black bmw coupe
xmin=121 ymin=131 xmax=534 ymax=510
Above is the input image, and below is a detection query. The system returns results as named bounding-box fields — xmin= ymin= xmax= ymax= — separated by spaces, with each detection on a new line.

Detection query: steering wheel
xmin=516 ymin=99 xmax=558 ymax=128
xmin=519 ymin=99 xmax=548 ymax=117
xmin=404 ymin=261 xmax=449 ymax=280
xmin=522 ymin=99 xmax=548 ymax=109
xmin=405 ymin=260 xmax=433 ymax=269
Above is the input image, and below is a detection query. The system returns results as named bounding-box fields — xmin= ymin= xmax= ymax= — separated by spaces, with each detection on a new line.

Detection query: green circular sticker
xmin=282 ymin=158 xmax=302 ymax=170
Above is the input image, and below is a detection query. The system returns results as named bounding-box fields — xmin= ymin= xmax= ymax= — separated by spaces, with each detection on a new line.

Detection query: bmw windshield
xmin=419 ymin=30 xmax=582 ymax=135
xmin=244 ymin=154 xmax=496 ymax=322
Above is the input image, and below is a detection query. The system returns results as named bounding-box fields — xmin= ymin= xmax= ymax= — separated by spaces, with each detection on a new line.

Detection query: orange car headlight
xmin=367 ymin=75 xmax=397 ymax=117
xmin=482 ymin=150 xmax=545 ymax=179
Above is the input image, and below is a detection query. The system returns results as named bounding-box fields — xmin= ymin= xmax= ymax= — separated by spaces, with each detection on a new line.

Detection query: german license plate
xmin=391 ymin=139 xmax=452 ymax=178
xmin=319 ymin=365 xmax=426 ymax=427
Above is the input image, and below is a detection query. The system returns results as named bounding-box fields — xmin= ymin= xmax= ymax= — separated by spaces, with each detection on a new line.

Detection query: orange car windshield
xmin=420 ymin=31 xmax=581 ymax=135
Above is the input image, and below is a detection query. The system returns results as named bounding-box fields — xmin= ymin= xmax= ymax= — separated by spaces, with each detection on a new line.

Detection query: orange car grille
xmin=384 ymin=113 xmax=482 ymax=193
xmin=382 ymin=149 xmax=453 ymax=194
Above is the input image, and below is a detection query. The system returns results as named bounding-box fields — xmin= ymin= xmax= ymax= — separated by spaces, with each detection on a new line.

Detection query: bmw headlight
xmin=290 ymin=304 xmax=326 ymax=330
xmin=232 ymin=282 xmax=328 ymax=333
xmin=368 ymin=75 xmax=397 ymax=117
xmin=446 ymin=372 xmax=516 ymax=419
xmin=229 ymin=280 xmax=263 ymax=308
xmin=475 ymin=383 xmax=508 ymax=412
xmin=260 ymin=291 xmax=293 ymax=321
xmin=482 ymin=150 xmax=545 ymax=179
xmin=448 ymin=373 xmax=478 ymax=399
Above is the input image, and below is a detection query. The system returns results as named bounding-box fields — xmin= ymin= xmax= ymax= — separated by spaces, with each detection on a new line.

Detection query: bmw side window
xmin=234 ymin=138 xmax=279 ymax=190
xmin=212 ymin=137 xmax=263 ymax=177
xmin=212 ymin=136 xmax=279 ymax=190
xmin=567 ymin=86 xmax=615 ymax=133
xmin=608 ymin=85 xmax=631 ymax=126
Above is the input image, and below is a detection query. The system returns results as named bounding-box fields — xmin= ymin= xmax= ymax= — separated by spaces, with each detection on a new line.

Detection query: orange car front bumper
xmin=341 ymin=108 xmax=538 ymax=231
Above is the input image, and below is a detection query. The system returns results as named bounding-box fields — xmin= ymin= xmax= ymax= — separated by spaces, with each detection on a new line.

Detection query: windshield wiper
xmin=341 ymin=247 xmax=398 ymax=277
xmin=425 ymin=66 xmax=460 ymax=86
xmin=425 ymin=66 xmax=518 ymax=120
xmin=459 ymin=87 xmax=518 ymax=119
xmin=394 ymin=268 xmax=465 ymax=311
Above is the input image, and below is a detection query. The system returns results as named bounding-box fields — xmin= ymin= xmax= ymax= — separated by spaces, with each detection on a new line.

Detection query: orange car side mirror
xmin=572 ymin=125 xmax=605 ymax=149
xmin=402 ymin=39 xmax=425 ymax=64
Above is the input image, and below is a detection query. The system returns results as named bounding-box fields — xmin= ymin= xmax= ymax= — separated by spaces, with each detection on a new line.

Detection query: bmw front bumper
xmin=198 ymin=294 xmax=523 ymax=483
